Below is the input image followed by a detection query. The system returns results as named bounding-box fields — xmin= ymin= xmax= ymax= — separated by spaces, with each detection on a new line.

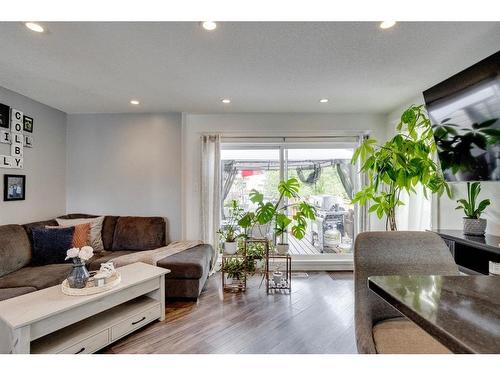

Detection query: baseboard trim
xmin=291 ymin=259 xmax=353 ymax=271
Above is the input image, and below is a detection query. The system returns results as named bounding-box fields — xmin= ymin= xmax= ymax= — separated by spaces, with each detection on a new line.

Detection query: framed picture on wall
xmin=23 ymin=115 xmax=33 ymax=133
xmin=0 ymin=103 xmax=9 ymax=129
xmin=3 ymin=174 xmax=26 ymax=201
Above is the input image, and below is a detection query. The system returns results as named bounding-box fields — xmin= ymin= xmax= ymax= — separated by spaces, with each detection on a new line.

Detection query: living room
xmin=1 ymin=0 xmax=500 ymax=372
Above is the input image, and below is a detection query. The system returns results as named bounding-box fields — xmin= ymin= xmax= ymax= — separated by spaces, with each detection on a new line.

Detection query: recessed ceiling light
xmin=319 ymin=98 xmax=329 ymax=103
xmin=380 ymin=21 xmax=396 ymax=29
xmin=221 ymin=98 xmax=231 ymax=104
xmin=202 ymin=21 xmax=217 ymax=31
xmin=25 ymin=22 xmax=44 ymax=33
xmin=130 ymin=100 xmax=140 ymax=105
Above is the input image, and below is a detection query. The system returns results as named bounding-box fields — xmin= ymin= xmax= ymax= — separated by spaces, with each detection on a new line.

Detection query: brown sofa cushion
xmin=0 ymin=287 xmax=37 ymax=301
xmin=0 ymin=264 xmax=72 ymax=290
xmin=0 ymin=225 xmax=32 ymax=277
xmin=157 ymin=244 xmax=213 ymax=279
xmin=373 ymin=317 xmax=451 ymax=354
xmin=112 ymin=216 xmax=166 ymax=251
xmin=86 ymin=250 xmax=134 ymax=271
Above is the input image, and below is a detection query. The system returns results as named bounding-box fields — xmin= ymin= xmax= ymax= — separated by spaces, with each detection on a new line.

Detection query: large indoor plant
xmin=238 ymin=178 xmax=316 ymax=254
xmin=352 ymin=104 xmax=451 ymax=230
xmin=455 ymin=181 xmax=490 ymax=236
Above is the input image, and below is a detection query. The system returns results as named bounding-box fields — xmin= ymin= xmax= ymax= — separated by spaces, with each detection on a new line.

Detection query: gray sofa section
xmin=157 ymin=244 xmax=214 ymax=299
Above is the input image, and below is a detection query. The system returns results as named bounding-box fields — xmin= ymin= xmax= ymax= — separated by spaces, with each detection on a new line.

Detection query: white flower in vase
xmin=65 ymin=247 xmax=80 ymax=260
xmin=79 ymin=246 xmax=94 ymax=261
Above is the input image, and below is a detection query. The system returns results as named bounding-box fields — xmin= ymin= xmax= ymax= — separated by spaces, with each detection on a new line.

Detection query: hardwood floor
xmin=102 ymin=271 xmax=357 ymax=354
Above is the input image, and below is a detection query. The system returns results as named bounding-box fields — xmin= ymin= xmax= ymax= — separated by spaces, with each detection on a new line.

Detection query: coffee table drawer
xmin=111 ymin=304 xmax=161 ymax=341
xmin=58 ymin=330 xmax=109 ymax=354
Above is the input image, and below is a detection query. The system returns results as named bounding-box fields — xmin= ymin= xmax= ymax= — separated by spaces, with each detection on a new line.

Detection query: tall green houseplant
xmin=352 ymin=104 xmax=451 ymax=231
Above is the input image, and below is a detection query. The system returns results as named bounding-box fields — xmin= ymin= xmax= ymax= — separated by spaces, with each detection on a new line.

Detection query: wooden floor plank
xmin=102 ymin=271 xmax=356 ymax=354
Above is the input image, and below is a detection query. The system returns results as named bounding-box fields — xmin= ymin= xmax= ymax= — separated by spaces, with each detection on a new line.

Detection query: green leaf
xmin=255 ymin=202 xmax=275 ymax=224
xmin=249 ymin=189 xmax=264 ymax=204
xmin=473 ymin=118 xmax=498 ymax=129
xmin=291 ymin=224 xmax=306 ymax=240
xmin=298 ymin=201 xmax=316 ymax=219
xmin=278 ymin=178 xmax=300 ymax=198
xmin=238 ymin=213 xmax=255 ymax=228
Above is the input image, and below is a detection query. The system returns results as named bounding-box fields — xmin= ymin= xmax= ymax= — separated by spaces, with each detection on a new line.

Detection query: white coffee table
xmin=0 ymin=262 xmax=169 ymax=354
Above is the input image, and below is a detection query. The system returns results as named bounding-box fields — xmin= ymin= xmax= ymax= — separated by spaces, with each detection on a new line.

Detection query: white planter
xmin=463 ymin=218 xmax=487 ymax=236
xmin=224 ymin=241 xmax=238 ymax=254
xmin=272 ymin=271 xmax=283 ymax=285
xmin=276 ymin=243 xmax=289 ymax=255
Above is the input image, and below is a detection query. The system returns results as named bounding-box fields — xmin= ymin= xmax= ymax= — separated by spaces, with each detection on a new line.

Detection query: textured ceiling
xmin=0 ymin=22 xmax=499 ymax=114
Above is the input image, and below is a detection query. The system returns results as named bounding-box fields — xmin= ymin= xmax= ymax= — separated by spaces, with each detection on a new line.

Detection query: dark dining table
xmin=368 ymin=275 xmax=500 ymax=354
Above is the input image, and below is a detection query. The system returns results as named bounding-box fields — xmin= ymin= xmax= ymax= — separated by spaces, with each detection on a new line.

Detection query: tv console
xmin=432 ymin=229 xmax=500 ymax=275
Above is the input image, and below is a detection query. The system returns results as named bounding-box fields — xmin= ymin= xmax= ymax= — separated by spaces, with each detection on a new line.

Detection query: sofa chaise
xmin=0 ymin=213 xmax=214 ymax=301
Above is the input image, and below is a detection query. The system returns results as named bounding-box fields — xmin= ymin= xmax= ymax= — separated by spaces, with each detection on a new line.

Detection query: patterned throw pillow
xmin=46 ymin=223 xmax=91 ymax=248
xmin=56 ymin=217 xmax=105 ymax=252
xmin=32 ymin=227 xmax=75 ymax=266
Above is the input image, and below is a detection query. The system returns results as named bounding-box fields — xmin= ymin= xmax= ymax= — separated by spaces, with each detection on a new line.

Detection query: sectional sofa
xmin=0 ymin=214 xmax=214 ymax=301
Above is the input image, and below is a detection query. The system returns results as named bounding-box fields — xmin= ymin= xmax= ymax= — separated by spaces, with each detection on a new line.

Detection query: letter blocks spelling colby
xmin=0 ymin=105 xmax=34 ymax=169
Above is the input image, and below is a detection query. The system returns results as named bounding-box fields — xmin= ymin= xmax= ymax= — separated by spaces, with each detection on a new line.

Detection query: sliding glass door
xmin=285 ymin=147 xmax=355 ymax=255
xmin=220 ymin=137 xmax=361 ymax=262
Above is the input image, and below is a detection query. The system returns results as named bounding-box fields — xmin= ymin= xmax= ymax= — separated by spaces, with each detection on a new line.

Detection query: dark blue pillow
xmin=32 ymin=227 xmax=75 ymax=266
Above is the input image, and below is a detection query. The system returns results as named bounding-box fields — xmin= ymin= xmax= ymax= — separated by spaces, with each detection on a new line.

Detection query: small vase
xmin=463 ymin=217 xmax=487 ymax=236
xmin=67 ymin=258 xmax=90 ymax=289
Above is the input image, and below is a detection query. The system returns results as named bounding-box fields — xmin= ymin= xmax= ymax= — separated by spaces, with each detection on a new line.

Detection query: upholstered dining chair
xmin=354 ymin=231 xmax=460 ymax=354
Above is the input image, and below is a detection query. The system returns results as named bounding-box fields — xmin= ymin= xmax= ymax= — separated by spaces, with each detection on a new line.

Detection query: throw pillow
xmin=56 ymin=216 xmax=105 ymax=252
xmin=46 ymin=223 xmax=91 ymax=248
xmin=32 ymin=227 xmax=75 ymax=266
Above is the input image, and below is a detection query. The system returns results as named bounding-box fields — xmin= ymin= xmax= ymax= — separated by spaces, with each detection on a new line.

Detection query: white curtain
xmin=200 ymin=134 xmax=221 ymax=270
xmin=396 ymin=184 xmax=431 ymax=231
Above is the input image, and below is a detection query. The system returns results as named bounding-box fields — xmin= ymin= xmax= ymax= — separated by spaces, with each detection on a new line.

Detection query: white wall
xmin=0 ymin=86 xmax=67 ymax=224
xmin=182 ymin=113 xmax=388 ymax=240
xmin=66 ymin=113 xmax=182 ymax=241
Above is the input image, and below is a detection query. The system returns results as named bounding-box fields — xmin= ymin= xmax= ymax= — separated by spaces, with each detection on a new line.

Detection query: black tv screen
xmin=423 ymin=51 xmax=500 ymax=182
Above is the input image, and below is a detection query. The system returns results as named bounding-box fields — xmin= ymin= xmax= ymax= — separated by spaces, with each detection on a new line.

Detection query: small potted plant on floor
xmin=246 ymin=242 xmax=266 ymax=271
xmin=221 ymin=257 xmax=246 ymax=284
xmin=456 ymin=181 xmax=491 ymax=236
xmin=218 ymin=200 xmax=244 ymax=254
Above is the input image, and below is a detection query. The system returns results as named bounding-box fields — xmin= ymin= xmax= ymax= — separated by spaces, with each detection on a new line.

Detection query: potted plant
xmin=246 ymin=242 xmax=266 ymax=271
xmin=455 ymin=181 xmax=490 ymax=236
xmin=352 ymin=105 xmax=451 ymax=230
xmin=221 ymin=257 xmax=246 ymax=284
xmin=218 ymin=200 xmax=244 ymax=254
xmin=238 ymin=178 xmax=316 ymax=254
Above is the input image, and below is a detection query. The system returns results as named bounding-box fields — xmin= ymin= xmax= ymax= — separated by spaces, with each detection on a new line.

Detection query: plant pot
xmin=463 ymin=217 xmax=487 ymax=236
xmin=276 ymin=243 xmax=289 ymax=255
xmin=224 ymin=241 xmax=238 ymax=254
xmin=272 ymin=271 xmax=283 ymax=285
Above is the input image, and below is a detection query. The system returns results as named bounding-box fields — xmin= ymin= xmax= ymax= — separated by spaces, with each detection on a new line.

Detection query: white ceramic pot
xmin=276 ymin=243 xmax=289 ymax=255
xmin=463 ymin=218 xmax=487 ymax=236
xmin=224 ymin=241 xmax=238 ymax=254
xmin=272 ymin=271 xmax=283 ymax=285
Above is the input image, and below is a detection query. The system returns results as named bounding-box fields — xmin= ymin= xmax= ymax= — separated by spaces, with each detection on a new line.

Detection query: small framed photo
xmin=0 ymin=103 xmax=9 ymax=129
xmin=23 ymin=115 xmax=33 ymax=133
xmin=4 ymin=174 xmax=26 ymax=201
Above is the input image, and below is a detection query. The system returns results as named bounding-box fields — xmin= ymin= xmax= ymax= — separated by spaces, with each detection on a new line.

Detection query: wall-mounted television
xmin=423 ymin=51 xmax=500 ymax=182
